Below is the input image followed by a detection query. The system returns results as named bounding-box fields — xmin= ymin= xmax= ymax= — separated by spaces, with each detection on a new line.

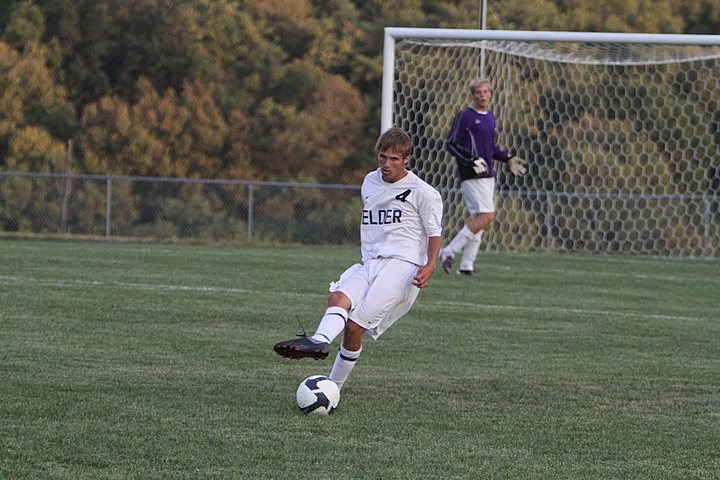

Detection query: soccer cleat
xmin=440 ymin=251 xmax=454 ymax=274
xmin=273 ymin=336 xmax=330 ymax=360
xmin=458 ymin=269 xmax=476 ymax=276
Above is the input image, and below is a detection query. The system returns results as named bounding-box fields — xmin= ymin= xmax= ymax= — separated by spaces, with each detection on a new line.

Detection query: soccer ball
xmin=296 ymin=375 xmax=340 ymax=415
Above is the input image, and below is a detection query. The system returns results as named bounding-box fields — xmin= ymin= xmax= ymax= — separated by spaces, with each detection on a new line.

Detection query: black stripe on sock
xmin=339 ymin=352 xmax=358 ymax=362
xmin=328 ymin=312 xmax=348 ymax=323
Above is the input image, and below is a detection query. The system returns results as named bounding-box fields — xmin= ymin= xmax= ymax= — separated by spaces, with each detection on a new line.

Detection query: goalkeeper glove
xmin=505 ymin=152 xmax=527 ymax=176
xmin=470 ymin=156 xmax=488 ymax=176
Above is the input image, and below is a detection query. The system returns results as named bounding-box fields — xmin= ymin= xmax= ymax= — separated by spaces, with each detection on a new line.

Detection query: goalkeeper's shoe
xmin=440 ymin=250 xmax=454 ymax=275
xmin=273 ymin=336 xmax=330 ymax=360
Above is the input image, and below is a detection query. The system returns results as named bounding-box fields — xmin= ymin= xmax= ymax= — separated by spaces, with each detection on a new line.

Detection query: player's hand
xmin=413 ymin=263 xmax=435 ymax=290
xmin=471 ymin=156 xmax=488 ymax=176
xmin=507 ymin=155 xmax=527 ymax=176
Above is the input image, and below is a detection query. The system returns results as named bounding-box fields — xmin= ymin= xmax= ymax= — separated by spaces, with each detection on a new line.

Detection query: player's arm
xmin=413 ymin=236 xmax=441 ymax=290
xmin=445 ymin=112 xmax=474 ymax=165
xmin=492 ymin=140 xmax=527 ymax=177
xmin=414 ymin=188 xmax=443 ymax=290
xmin=488 ymin=126 xmax=527 ymax=176
xmin=447 ymin=140 xmax=475 ymax=165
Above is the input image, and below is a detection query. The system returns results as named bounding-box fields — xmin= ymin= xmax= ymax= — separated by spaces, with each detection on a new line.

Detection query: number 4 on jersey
xmin=395 ymin=189 xmax=411 ymax=202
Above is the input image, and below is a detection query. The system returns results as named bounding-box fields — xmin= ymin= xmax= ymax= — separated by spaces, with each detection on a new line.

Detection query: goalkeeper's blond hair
xmin=469 ymin=77 xmax=491 ymax=93
xmin=376 ymin=127 xmax=412 ymax=158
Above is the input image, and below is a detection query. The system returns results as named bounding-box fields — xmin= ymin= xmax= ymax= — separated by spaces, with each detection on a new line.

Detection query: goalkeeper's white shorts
xmin=329 ymin=257 xmax=420 ymax=340
xmin=461 ymin=177 xmax=496 ymax=215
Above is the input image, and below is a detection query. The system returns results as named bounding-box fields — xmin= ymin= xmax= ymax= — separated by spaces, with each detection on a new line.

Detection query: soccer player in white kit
xmin=274 ymin=127 xmax=443 ymax=391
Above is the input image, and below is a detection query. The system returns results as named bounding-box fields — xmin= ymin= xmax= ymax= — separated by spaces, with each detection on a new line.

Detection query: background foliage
xmin=0 ymin=0 xmax=717 ymax=183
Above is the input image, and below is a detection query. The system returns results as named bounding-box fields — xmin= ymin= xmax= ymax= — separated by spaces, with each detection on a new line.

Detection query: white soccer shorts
xmin=460 ymin=177 xmax=496 ymax=215
xmin=329 ymin=257 xmax=420 ymax=340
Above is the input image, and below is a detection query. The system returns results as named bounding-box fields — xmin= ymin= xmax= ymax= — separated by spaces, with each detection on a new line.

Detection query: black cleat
xmin=441 ymin=252 xmax=453 ymax=274
xmin=458 ymin=269 xmax=476 ymax=276
xmin=273 ymin=336 xmax=330 ymax=360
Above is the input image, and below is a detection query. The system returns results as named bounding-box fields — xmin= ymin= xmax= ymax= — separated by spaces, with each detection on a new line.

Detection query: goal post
xmin=382 ymin=28 xmax=720 ymax=257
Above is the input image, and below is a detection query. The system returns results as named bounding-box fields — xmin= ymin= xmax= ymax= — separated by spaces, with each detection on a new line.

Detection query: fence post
xmin=247 ymin=183 xmax=254 ymax=241
xmin=703 ymin=195 xmax=710 ymax=257
xmin=106 ymin=176 xmax=112 ymax=237
xmin=544 ymin=192 xmax=553 ymax=251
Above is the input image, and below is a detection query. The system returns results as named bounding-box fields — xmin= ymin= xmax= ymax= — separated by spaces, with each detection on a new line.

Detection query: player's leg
xmin=311 ymin=292 xmax=352 ymax=344
xmin=466 ymin=211 xmax=494 ymax=233
xmin=328 ymin=320 xmax=365 ymax=390
xmin=273 ymin=291 xmax=352 ymax=359
xmin=441 ymin=179 xmax=482 ymax=273
xmin=274 ymin=263 xmax=367 ymax=360
xmin=441 ymin=225 xmax=475 ymax=273
xmin=444 ymin=178 xmax=495 ymax=275
xmin=329 ymin=258 xmax=416 ymax=388
xmin=459 ymin=230 xmax=483 ymax=274
xmin=351 ymin=258 xmax=418 ymax=334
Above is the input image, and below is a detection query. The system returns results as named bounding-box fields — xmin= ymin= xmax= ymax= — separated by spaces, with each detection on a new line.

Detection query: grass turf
xmin=1 ymin=239 xmax=718 ymax=479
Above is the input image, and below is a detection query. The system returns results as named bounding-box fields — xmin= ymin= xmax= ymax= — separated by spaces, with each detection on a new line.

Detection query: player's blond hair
xmin=375 ymin=127 xmax=412 ymax=158
xmin=470 ymin=77 xmax=491 ymax=93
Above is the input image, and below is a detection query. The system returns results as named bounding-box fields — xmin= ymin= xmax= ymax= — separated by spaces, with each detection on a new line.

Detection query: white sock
xmin=445 ymin=226 xmax=475 ymax=257
xmin=329 ymin=345 xmax=362 ymax=390
xmin=310 ymin=306 xmax=347 ymax=344
xmin=459 ymin=230 xmax=483 ymax=271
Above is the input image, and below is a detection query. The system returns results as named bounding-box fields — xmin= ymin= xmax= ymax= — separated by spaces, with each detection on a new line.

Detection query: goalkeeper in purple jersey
xmin=441 ymin=77 xmax=527 ymax=275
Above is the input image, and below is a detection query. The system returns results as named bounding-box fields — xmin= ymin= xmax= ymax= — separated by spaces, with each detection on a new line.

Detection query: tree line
xmin=0 ymin=0 xmax=717 ymax=184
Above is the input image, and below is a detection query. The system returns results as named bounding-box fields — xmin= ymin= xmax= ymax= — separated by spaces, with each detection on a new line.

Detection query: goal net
xmin=383 ymin=29 xmax=720 ymax=257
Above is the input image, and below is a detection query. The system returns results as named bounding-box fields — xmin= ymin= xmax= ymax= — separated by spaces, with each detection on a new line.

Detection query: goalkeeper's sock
xmin=311 ymin=306 xmax=347 ymax=344
xmin=329 ymin=345 xmax=362 ymax=390
xmin=446 ymin=225 xmax=475 ymax=256
xmin=459 ymin=230 xmax=483 ymax=271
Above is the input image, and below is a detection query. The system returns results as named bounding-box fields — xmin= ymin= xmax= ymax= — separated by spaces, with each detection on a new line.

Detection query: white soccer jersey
xmin=360 ymin=168 xmax=443 ymax=265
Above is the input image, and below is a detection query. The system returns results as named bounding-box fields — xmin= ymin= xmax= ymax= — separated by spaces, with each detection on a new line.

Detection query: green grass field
xmin=1 ymin=239 xmax=718 ymax=479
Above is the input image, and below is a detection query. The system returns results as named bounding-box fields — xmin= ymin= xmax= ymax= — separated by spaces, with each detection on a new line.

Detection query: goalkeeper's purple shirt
xmin=446 ymin=107 xmax=507 ymax=181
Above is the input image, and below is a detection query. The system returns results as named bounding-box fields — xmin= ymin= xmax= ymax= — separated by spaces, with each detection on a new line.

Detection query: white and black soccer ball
xmin=296 ymin=375 xmax=340 ymax=415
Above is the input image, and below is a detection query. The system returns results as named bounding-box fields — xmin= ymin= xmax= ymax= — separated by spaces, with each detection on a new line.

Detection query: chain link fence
xmin=0 ymin=172 xmax=362 ymax=245
xmin=1 ymin=171 xmax=718 ymax=256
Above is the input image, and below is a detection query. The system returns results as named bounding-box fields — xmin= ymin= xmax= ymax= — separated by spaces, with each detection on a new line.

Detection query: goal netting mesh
xmin=391 ymin=37 xmax=720 ymax=256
